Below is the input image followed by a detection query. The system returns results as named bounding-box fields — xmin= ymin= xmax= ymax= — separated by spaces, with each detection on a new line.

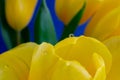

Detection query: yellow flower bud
xmin=55 ymin=0 xmax=104 ymax=25
xmin=29 ymin=36 xmax=112 ymax=80
xmin=85 ymin=5 xmax=120 ymax=41
xmin=55 ymin=0 xmax=84 ymax=25
xmin=80 ymin=0 xmax=105 ymax=24
xmin=5 ymin=0 xmax=37 ymax=31
xmin=85 ymin=0 xmax=120 ymax=33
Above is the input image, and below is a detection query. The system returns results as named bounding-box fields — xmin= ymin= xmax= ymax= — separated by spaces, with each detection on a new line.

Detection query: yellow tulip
xmin=55 ymin=0 xmax=104 ymax=25
xmin=0 ymin=42 xmax=38 ymax=80
xmin=5 ymin=0 xmax=37 ymax=31
xmin=80 ymin=0 xmax=105 ymax=24
xmin=85 ymin=0 xmax=120 ymax=40
xmin=4 ymin=42 xmax=38 ymax=66
xmin=85 ymin=6 xmax=120 ymax=41
xmin=84 ymin=1 xmax=120 ymax=79
xmin=103 ymin=36 xmax=120 ymax=80
xmin=29 ymin=36 xmax=112 ymax=80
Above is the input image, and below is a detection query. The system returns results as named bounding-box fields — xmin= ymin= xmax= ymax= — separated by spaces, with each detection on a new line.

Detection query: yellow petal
xmin=55 ymin=37 xmax=77 ymax=58
xmin=80 ymin=0 xmax=105 ymax=24
xmin=85 ymin=7 xmax=120 ymax=41
xmin=3 ymin=42 xmax=38 ymax=66
xmin=51 ymin=60 xmax=92 ymax=80
xmin=0 ymin=62 xmax=19 ymax=80
xmin=103 ymin=36 xmax=120 ymax=80
xmin=29 ymin=42 xmax=59 ymax=80
xmin=55 ymin=36 xmax=112 ymax=76
xmin=55 ymin=0 xmax=105 ymax=25
xmin=85 ymin=0 xmax=120 ymax=39
xmin=0 ymin=55 xmax=28 ymax=80
xmin=0 ymin=42 xmax=38 ymax=80
xmin=93 ymin=53 xmax=106 ymax=80
xmin=55 ymin=0 xmax=84 ymax=25
xmin=55 ymin=37 xmax=77 ymax=50
xmin=29 ymin=42 xmax=92 ymax=80
xmin=5 ymin=0 xmax=37 ymax=31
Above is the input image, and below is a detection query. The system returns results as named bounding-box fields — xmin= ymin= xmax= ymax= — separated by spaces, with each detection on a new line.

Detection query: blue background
xmin=0 ymin=0 xmax=87 ymax=53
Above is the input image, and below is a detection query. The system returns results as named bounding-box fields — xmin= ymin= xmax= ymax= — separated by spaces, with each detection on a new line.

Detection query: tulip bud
xmin=5 ymin=0 xmax=37 ymax=31
xmin=55 ymin=0 xmax=84 ymax=25
xmin=80 ymin=0 xmax=105 ymax=24
xmin=55 ymin=0 xmax=104 ymax=25
xmin=85 ymin=0 xmax=120 ymax=41
xmin=85 ymin=6 xmax=120 ymax=41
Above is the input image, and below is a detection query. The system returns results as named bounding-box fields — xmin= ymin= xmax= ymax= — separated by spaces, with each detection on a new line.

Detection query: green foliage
xmin=34 ymin=0 xmax=57 ymax=45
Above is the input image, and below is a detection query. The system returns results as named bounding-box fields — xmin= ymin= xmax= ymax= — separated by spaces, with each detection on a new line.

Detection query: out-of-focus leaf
xmin=0 ymin=0 xmax=17 ymax=49
xmin=0 ymin=19 xmax=17 ymax=49
xmin=34 ymin=0 xmax=57 ymax=45
xmin=60 ymin=2 xmax=86 ymax=40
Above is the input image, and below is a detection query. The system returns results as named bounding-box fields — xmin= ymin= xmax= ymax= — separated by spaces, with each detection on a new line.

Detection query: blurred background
xmin=0 ymin=0 xmax=87 ymax=53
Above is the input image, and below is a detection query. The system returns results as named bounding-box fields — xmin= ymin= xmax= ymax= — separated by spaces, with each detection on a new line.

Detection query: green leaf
xmin=21 ymin=26 xmax=30 ymax=43
xmin=60 ymin=2 xmax=86 ymax=40
xmin=0 ymin=19 xmax=17 ymax=49
xmin=34 ymin=0 xmax=57 ymax=45
xmin=0 ymin=0 xmax=17 ymax=49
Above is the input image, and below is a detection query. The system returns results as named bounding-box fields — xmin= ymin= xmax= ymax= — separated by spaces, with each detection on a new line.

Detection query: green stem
xmin=17 ymin=31 xmax=21 ymax=45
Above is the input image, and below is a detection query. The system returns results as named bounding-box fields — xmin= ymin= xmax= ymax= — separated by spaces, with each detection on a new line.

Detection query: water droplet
xmin=69 ymin=34 xmax=74 ymax=37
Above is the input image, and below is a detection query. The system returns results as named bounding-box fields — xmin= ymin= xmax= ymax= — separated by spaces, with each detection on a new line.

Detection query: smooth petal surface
xmin=0 ymin=55 xmax=28 ymax=80
xmin=93 ymin=53 xmax=106 ymax=80
xmin=103 ymin=36 xmax=120 ymax=80
xmin=29 ymin=43 xmax=59 ymax=80
xmin=0 ymin=42 xmax=38 ymax=80
xmin=51 ymin=60 xmax=92 ymax=80
xmin=0 ymin=62 xmax=19 ymax=80
xmin=55 ymin=0 xmax=84 ymax=25
xmin=55 ymin=36 xmax=112 ymax=76
xmin=5 ymin=0 xmax=37 ymax=31
xmin=80 ymin=0 xmax=105 ymax=24
xmin=55 ymin=37 xmax=77 ymax=50
xmin=2 ymin=42 xmax=38 ymax=66
xmin=85 ymin=7 xmax=120 ymax=41
xmin=85 ymin=0 xmax=120 ymax=39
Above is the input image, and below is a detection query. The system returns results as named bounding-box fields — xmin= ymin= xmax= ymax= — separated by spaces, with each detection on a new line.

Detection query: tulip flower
xmin=84 ymin=1 xmax=120 ymax=79
xmin=85 ymin=0 xmax=120 ymax=41
xmin=85 ymin=6 xmax=120 ymax=41
xmin=29 ymin=36 xmax=112 ymax=80
xmin=103 ymin=36 xmax=120 ymax=80
xmin=5 ymin=0 xmax=37 ymax=31
xmin=0 ymin=42 xmax=38 ymax=80
xmin=55 ymin=0 xmax=104 ymax=25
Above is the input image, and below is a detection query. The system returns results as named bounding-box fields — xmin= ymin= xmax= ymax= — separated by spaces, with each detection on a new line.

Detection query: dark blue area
xmin=0 ymin=0 xmax=87 ymax=53
xmin=0 ymin=19 xmax=7 ymax=53
xmin=74 ymin=20 xmax=89 ymax=36
xmin=0 ymin=28 xmax=7 ymax=53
